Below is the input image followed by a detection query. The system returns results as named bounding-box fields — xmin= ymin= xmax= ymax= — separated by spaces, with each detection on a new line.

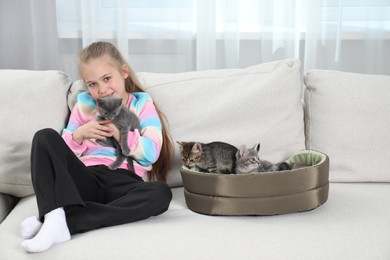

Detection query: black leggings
xmin=30 ymin=128 xmax=172 ymax=235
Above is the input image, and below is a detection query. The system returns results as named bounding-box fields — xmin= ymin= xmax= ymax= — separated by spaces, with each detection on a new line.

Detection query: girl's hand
xmin=72 ymin=120 xmax=114 ymax=144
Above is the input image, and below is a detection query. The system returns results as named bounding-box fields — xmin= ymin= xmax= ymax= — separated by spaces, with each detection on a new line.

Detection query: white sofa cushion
xmin=1 ymin=184 xmax=390 ymax=259
xmin=138 ymin=59 xmax=306 ymax=186
xmin=68 ymin=59 xmax=306 ymax=186
xmin=304 ymin=70 xmax=390 ymax=182
xmin=0 ymin=70 xmax=71 ymax=197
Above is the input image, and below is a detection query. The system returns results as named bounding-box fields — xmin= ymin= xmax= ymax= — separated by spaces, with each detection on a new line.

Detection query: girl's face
xmin=80 ymin=55 xmax=130 ymax=104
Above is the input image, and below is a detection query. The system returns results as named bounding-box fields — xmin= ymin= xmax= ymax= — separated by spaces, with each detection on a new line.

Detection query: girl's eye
xmin=88 ymin=82 xmax=96 ymax=88
xmin=103 ymin=76 xmax=111 ymax=82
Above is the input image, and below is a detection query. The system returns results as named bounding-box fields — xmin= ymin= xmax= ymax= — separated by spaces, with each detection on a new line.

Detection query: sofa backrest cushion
xmin=137 ymin=59 xmax=306 ymax=186
xmin=304 ymin=70 xmax=390 ymax=182
xmin=0 ymin=70 xmax=71 ymax=197
xmin=69 ymin=59 xmax=306 ymax=186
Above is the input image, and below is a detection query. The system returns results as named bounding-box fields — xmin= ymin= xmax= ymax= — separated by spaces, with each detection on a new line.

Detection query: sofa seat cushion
xmin=0 ymin=70 xmax=72 ymax=197
xmin=304 ymin=70 xmax=390 ymax=182
xmin=1 ymin=184 xmax=390 ymax=259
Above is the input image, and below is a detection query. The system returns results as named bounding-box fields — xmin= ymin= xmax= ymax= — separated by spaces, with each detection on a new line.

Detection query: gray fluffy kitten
xmin=235 ymin=143 xmax=291 ymax=174
xmin=96 ymin=97 xmax=141 ymax=170
xmin=177 ymin=141 xmax=238 ymax=174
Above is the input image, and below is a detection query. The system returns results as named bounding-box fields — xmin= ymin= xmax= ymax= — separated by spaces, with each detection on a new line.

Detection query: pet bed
xmin=180 ymin=150 xmax=329 ymax=215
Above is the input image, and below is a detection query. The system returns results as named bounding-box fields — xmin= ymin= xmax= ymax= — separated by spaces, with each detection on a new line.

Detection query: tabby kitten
xmin=235 ymin=143 xmax=291 ymax=174
xmin=96 ymin=97 xmax=141 ymax=170
xmin=177 ymin=141 xmax=238 ymax=174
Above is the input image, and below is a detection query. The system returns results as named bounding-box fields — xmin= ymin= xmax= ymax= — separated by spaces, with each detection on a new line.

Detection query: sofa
xmin=0 ymin=59 xmax=389 ymax=259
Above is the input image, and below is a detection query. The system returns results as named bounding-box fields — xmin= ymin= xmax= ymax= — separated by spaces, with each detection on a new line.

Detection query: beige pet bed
xmin=180 ymin=150 xmax=329 ymax=215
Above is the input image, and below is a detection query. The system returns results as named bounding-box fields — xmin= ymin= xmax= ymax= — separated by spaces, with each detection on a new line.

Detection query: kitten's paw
xmin=278 ymin=162 xmax=292 ymax=171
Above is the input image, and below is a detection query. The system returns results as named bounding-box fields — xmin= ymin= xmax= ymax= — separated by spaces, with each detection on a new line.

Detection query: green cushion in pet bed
xmin=180 ymin=150 xmax=329 ymax=216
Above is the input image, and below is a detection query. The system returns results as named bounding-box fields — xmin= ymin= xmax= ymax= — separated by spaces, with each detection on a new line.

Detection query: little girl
xmin=20 ymin=41 xmax=173 ymax=253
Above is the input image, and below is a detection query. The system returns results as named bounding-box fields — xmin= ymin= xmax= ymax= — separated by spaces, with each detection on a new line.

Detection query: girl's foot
xmin=20 ymin=216 xmax=43 ymax=239
xmin=21 ymin=208 xmax=71 ymax=253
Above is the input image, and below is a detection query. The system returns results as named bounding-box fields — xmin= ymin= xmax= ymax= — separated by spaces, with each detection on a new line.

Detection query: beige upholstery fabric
xmin=304 ymin=70 xmax=390 ymax=182
xmin=1 ymin=184 xmax=390 ymax=259
xmin=0 ymin=193 xmax=18 ymax=223
xmin=0 ymin=70 xmax=71 ymax=197
xmin=138 ymin=59 xmax=306 ymax=186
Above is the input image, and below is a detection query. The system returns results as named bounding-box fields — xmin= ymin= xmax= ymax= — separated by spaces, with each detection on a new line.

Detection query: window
xmin=56 ymin=0 xmax=390 ymax=39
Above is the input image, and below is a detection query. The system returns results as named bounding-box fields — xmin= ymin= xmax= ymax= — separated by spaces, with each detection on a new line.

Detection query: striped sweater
xmin=62 ymin=91 xmax=163 ymax=178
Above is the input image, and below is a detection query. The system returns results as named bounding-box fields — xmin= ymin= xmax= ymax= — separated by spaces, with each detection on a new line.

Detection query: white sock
xmin=20 ymin=216 xmax=43 ymax=239
xmin=21 ymin=208 xmax=71 ymax=253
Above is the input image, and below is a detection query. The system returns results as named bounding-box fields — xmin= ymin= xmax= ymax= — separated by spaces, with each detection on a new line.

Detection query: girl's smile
xmin=80 ymin=54 xmax=129 ymax=105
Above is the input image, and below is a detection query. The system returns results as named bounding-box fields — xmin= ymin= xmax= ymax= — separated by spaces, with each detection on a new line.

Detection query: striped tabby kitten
xmin=235 ymin=143 xmax=291 ymax=174
xmin=177 ymin=141 xmax=238 ymax=174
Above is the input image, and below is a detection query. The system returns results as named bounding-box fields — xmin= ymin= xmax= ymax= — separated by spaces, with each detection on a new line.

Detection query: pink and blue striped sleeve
xmin=127 ymin=93 xmax=163 ymax=167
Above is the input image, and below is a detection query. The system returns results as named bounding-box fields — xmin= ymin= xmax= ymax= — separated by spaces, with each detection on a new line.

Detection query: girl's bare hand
xmin=72 ymin=120 xmax=114 ymax=144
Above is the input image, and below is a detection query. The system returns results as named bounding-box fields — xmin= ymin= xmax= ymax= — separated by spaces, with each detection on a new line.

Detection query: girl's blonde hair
xmin=78 ymin=41 xmax=173 ymax=182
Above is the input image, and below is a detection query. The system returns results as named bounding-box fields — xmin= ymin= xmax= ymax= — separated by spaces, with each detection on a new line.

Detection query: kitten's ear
xmin=254 ymin=143 xmax=261 ymax=153
xmin=176 ymin=141 xmax=184 ymax=151
xmin=192 ymin=143 xmax=202 ymax=153
xmin=239 ymin=145 xmax=248 ymax=157
xmin=115 ymin=98 xmax=123 ymax=106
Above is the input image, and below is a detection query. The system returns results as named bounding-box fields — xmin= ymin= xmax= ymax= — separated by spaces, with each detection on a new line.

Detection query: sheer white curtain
xmin=55 ymin=0 xmax=389 ymax=78
xmin=0 ymin=0 xmax=60 ymax=70
xmin=0 ymin=1 xmax=388 ymax=76
xmin=301 ymin=0 xmax=389 ymax=74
